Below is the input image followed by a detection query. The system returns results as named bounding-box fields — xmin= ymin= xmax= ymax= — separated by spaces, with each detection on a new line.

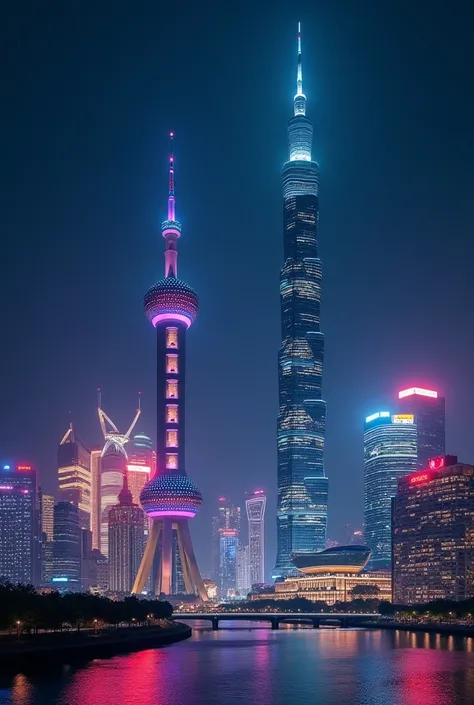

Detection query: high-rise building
xmin=275 ymin=24 xmax=328 ymax=579
xmin=58 ymin=424 xmax=91 ymax=529
xmin=246 ymin=490 xmax=266 ymax=585
xmin=0 ymin=464 xmax=38 ymax=585
xmin=108 ymin=473 xmax=145 ymax=594
xmin=90 ymin=447 xmax=101 ymax=550
xmin=52 ymin=501 xmax=81 ymax=589
xmin=212 ymin=497 xmax=241 ymax=583
xmin=219 ymin=529 xmax=239 ymax=597
xmin=127 ymin=433 xmax=154 ymax=506
xmin=98 ymin=400 xmax=141 ymax=557
xmin=80 ymin=528 xmax=93 ymax=591
xmin=393 ymin=455 xmax=474 ymax=603
xmin=397 ymin=387 xmax=446 ymax=469
xmin=89 ymin=548 xmax=108 ymax=593
xmin=236 ymin=544 xmax=251 ymax=596
xmin=41 ymin=493 xmax=55 ymax=585
xmin=131 ymin=134 xmax=207 ymax=601
xmin=364 ymin=412 xmax=418 ymax=570
xmin=41 ymin=494 xmax=54 ymax=542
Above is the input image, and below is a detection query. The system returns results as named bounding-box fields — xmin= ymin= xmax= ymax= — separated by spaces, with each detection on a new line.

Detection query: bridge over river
xmin=176 ymin=613 xmax=379 ymax=630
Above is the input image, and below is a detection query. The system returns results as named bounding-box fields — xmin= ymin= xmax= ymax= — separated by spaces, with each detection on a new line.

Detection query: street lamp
xmin=93 ymin=619 xmax=98 ymax=634
xmin=16 ymin=620 xmax=21 ymax=639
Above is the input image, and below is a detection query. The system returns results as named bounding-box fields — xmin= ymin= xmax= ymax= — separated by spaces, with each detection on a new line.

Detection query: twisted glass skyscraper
xmin=274 ymin=25 xmax=328 ymax=579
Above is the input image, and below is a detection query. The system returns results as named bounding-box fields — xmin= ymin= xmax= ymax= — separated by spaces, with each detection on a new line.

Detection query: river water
xmin=2 ymin=622 xmax=474 ymax=705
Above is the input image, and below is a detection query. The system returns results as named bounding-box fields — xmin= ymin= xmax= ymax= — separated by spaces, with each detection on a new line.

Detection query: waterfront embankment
xmin=0 ymin=622 xmax=191 ymax=670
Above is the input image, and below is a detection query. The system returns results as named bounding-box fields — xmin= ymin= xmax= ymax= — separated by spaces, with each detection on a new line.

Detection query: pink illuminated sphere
xmin=144 ymin=277 xmax=199 ymax=328
xmin=140 ymin=473 xmax=203 ymax=518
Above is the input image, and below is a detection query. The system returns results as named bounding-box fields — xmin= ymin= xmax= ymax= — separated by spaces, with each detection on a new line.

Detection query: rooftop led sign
xmin=398 ymin=387 xmax=438 ymax=399
xmin=365 ymin=411 xmax=390 ymax=424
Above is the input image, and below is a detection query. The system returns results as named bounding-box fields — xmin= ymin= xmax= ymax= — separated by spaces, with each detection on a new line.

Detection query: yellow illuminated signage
xmin=392 ymin=414 xmax=414 ymax=424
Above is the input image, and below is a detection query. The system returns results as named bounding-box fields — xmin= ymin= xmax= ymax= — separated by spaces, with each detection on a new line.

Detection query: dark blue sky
xmin=1 ymin=1 xmax=473 ymax=578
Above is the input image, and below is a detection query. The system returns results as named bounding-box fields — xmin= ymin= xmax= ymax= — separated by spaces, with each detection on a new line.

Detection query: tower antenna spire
xmin=294 ymin=22 xmax=306 ymax=116
xmin=162 ymin=131 xmax=181 ymax=278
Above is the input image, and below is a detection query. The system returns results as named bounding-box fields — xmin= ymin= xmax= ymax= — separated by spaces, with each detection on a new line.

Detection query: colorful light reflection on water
xmin=1 ymin=626 xmax=474 ymax=705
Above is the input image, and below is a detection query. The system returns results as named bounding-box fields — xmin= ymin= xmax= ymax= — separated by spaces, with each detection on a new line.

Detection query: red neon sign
xmin=16 ymin=465 xmax=32 ymax=472
xmin=409 ymin=472 xmax=432 ymax=485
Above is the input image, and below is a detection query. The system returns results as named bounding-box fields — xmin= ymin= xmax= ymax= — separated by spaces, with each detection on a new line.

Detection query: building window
xmin=166 ymin=380 xmax=178 ymax=399
xmin=166 ymin=327 xmax=178 ymax=349
xmin=166 ymin=354 xmax=178 ymax=374
xmin=166 ymin=454 xmax=178 ymax=470
xmin=166 ymin=405 xmax=178 ymax=423
xmin=166 ymin=430 xmax=178 ymax=447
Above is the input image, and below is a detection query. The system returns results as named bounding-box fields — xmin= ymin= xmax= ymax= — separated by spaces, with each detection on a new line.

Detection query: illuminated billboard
xmin=392 ymin=414 xmax=415 ymax=425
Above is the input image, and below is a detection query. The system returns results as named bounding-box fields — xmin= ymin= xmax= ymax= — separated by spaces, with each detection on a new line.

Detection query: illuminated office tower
xmin=397 ymin=387 xmax=445 ymax=469
xmin=108 ymin=473 xmax=145 ymax=593
xmin=131 ymin=134 xmax=207 ymax=601
xmin=212 ymin=497 xmax=241 ymax=583
xmin=236 ymin=544 xmax=251 ymax=596
xmin=90 ymin=447 xmax=101 ymax=550
xmin=41 ymin=494 xmax=54 ymax=541
xmin=275 ymin=24 xmax=328 ymax=579
xmin=246 ymin=490 xmax=266 ymax=585
xmin=52 ymin=501 xmax=81 ymax=589
xmin=364 ymin=412 xmax=417 ymax=569
xmin=0 ymin=464 xmax=38 ymax=585
xmin=127 ymin=433 xmax=154 ymax=506
xmin=98 ymin=399 xmax=141 ymax=557
xmin=58 ymin=424 xmax=91 ymax=529
xmin=41 ymin=493 xmax=54 ymax=584
xmin=393 ymin=455 xmax=474 ymax=603
xmin=219 ymin=528 xmax=239 ymax=597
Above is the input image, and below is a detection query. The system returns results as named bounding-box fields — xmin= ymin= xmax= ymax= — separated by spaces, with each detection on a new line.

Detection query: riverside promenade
xmin=0 ymin=622 xmax=191 ymax=670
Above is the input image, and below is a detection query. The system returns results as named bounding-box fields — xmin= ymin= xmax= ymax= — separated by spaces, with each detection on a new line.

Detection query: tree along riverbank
xmin=0 ymin=621 xmax=191 ymax=669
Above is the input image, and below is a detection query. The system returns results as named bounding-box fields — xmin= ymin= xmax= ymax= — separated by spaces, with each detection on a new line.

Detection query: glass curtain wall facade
xmin=275 ymin=25 xmax=328 ymax=579
xmin=0 ymin=465 xmax=37 ymax=585
xmin=397 ymin=387 xmax=446 ymax=469
xmin=58 ymin=425 xmax=91 ymax=530
xmin=364 ymin=413 xmax=417 ymax=569
xmin=52 ymin=501 xmax=81 ymax=589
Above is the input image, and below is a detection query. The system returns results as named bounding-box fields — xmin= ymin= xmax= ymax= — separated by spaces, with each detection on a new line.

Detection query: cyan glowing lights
xmin=365 ymin=411 xmax=390 ymax=424
xmin=398 ymin=387 xmax=438 ymax=399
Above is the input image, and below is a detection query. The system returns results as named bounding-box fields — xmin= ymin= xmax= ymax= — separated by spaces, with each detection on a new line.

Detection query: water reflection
xmin=1 ymin=627 xmax=474 ymax=705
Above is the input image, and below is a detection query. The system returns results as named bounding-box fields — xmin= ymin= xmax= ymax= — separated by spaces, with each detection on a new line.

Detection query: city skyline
xmin=1 ymin=8 xmax=473 ymax=580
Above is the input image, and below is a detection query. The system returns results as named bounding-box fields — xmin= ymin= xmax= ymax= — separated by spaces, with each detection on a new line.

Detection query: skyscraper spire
xmin=294 ymin=22 xmax=306 ymax=116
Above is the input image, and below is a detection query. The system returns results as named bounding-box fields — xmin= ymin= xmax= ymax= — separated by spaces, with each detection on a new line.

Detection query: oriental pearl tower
xmin=132 ymin=134 xmax=208 ymax=601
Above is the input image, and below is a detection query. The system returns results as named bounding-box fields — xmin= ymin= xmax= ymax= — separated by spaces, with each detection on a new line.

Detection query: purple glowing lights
xmin=144 ymin=277 xmax=199 ymax=328
xmin=140 ymin=472 xmax=202 ymax=518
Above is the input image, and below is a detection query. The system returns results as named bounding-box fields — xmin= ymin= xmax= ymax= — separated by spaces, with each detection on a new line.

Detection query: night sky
xmin=2 ymin=1 xmax=474 ymax=580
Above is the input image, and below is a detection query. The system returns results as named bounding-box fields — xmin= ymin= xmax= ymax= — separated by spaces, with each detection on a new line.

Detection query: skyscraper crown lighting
xmin=398 ymin=387 xmax=438 ymax=399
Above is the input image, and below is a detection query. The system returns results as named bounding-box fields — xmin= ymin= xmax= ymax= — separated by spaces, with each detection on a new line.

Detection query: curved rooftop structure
xmin=291 ymin=545 xmax=371 ymax=575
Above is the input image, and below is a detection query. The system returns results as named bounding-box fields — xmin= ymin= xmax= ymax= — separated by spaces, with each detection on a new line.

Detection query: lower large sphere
xmin=140 ymin=473 xmax=202 ymax=518
xmin=144 ymin=277 xmax=199 ymax=328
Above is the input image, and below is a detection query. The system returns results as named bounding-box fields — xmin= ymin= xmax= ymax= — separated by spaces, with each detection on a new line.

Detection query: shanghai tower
xmin=274 ymin=24 xmax=328 ymax=579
